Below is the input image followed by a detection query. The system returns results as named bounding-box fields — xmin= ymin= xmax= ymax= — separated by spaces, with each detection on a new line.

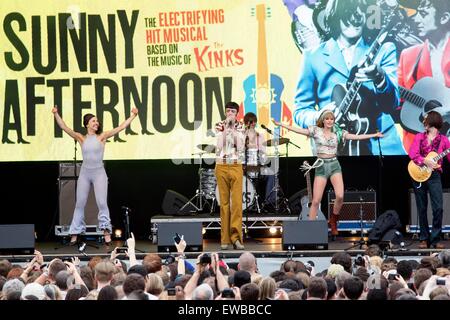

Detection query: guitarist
xmin=293 ymin=0 xmax=404 ymax=155
xmin=398 ymin=0 xmax=450 ymax=152
xmin=408 ymin=111 xmax=450 ymax=249
xmin=273 ymin=110 xmax=382 ymax=239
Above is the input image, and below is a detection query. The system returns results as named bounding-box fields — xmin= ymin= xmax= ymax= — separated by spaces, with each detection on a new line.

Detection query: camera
xmin=436 ymin=277 xmax=446 ymax=285
xmin=199 ymin=253 xmax=212 ymax=265
xmin=116 ymin=247 xmax=128 ymax=254
xmin=167 ymin=288 xmax=177 ymax=296
xmin=222 ymin=288 xmax=235 ymax=298
xmin=388 ymin=273 xmax=397 ymax=281
xmin=165 ymin=255 xmax=176 ymax=265
xmin=354 ymin=254 xmax=365 ymax=267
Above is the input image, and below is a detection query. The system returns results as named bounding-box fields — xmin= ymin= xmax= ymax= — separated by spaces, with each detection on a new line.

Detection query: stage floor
xmin=2 ymin=235 xmax=448 ymax=263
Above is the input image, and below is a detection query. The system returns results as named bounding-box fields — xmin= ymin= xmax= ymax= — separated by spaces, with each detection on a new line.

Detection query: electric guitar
xmin=399 ymin=77 xmax=450 ymax=135
xmin=408 ymin=148 xmax=450 ymax=182
xmin=332 ymin=10 xmax=400 ymax=156
xmin=299 ymin=161 xmax=323 ymax=220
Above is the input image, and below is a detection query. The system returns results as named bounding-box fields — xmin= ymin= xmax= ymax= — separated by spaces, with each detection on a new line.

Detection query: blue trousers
xmin=412 ymin=171 xmax=443 ymax=246
xmin=69 ymin=167 xmax=112 ymax=234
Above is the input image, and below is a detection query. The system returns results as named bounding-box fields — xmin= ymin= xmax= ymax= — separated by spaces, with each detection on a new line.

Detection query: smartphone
xmin=173 ymin=233 xmax=182 ymax=244
xmin=167 ymin=288 xmax=177 ymax=296
xmin=436 ymin=277 xmax=446 ymax=285
xmin=116 ymin=247 xmax=128 ymax=254
xmin=388 ymin=273 xmax=397 ymax=280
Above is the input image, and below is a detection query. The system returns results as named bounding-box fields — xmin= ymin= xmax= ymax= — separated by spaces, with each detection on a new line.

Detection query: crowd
xmin=1 ymin=234 xmax=450 ymax=300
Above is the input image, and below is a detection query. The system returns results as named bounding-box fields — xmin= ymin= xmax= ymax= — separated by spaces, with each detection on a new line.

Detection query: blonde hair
xmin=317 ymin=110 xmax=335 ymax=128
xmin=258 ymin=277 xmax=276 ymax=300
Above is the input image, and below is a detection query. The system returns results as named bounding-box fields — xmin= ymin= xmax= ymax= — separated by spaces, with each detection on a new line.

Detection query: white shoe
xmin=221 ymin=244 xmax=230 ymax=250
xmin=233 ymin=240 xmax=244 ymax=250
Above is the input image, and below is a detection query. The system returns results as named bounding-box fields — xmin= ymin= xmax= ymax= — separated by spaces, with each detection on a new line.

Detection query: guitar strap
xmin=411 ymin=47 xmax=424 ymax=82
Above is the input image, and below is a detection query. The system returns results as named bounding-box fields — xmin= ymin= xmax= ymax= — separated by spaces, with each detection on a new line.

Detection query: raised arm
xmin=101 ymin=108 xmax=138 ymax=140
xmin=346 ymin=131 xmax=383 ymax=141
xmin=272 ymin=118 xmax=310 ymax=136
xmin=52 ymin=106 xmax=84 ymax=143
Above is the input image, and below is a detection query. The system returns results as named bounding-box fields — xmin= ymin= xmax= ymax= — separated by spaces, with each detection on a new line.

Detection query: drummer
xmin=243 ymin=112 xmax=266 ymax=170
xmin=243 ymin=112 xmax=278 ymax=207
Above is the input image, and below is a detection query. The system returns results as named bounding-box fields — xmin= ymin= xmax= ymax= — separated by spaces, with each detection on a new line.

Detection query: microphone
xmin=261 ymin=124 xmax=272 ymax=134
xmin=121 ymin=206 xmax=131 ymax=212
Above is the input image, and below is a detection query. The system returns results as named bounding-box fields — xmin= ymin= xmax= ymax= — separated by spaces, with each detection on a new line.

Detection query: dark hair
xmin=225 ymin=101 xmax=239 ymax=113
xmin=419 ymin=0 xmax=450 ymax=23
xmin=330 ymin=252 xmax=353 ymax=273
xmin=98 ymin=285 xmax=118 ymax=300
xmin=307 ymin=277 xmax=328 ymax=299
xmin=240 ymin=283 xmax=260 ymax=300
xmin=83 ymin=113 xmax=102 ymax=134
xmin=325 ymin=278 xmax=337 ymax=300
xmin=396 ymin=260 xmax=413 ymax=280
xmin=343 ymin=277 xmax=364 ymax=300
xmin=232 ymin=270 xmax=251 ymax=288
xmin=65 ymin=285 xmax=88 ymax=300
xmin=244 ymin=112 xmax=257 ymax=126
xmin=424 ymin=111 xmax=443 ymax=130
xmin=324 ymin=0 xmax=370 ymax=40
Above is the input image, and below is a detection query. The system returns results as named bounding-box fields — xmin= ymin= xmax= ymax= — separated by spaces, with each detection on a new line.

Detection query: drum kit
xmin=178 ymin=137 xmax=292 ymax=215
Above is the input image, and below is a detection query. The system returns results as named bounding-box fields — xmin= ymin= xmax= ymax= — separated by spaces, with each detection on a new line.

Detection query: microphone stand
xmin=261 ymin=125 xmax=300 ymax=214
xmin=109 ymin=206 xmax=144 ymax=253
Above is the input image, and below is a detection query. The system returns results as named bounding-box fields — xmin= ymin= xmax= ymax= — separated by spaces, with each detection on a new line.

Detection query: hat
xmin=327 ymin=264 xmax=345 ymax=278
xmin=2 ymin=278 xmax=25 ymax=297
xmin=21 ymin=283 xmax=46 ymax=300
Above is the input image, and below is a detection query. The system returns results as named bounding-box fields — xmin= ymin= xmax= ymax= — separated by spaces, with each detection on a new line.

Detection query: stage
xmin=1 ymin=235 xmax=448 ymax=264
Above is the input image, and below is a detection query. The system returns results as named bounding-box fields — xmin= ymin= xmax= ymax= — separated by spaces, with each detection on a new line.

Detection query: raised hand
xmin=126 ymin=232 xmax=136 ymax=251
xmin=52 ymin=106 xmax=58 ymax=114
xmin=131 ymin=108 xmax=139 ymax=116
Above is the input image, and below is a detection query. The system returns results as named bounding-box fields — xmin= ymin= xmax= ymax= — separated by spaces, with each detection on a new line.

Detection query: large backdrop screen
xmin=1 ymin=0 xmax=449 ymax=161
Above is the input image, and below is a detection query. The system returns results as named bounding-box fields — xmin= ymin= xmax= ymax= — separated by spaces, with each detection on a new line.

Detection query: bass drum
xmin=215 ymin=176 xmax=255 ymax=210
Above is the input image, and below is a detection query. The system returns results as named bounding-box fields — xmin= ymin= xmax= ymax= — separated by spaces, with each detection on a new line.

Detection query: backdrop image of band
xmin=0 ymin=0 xmax=448 ymax=160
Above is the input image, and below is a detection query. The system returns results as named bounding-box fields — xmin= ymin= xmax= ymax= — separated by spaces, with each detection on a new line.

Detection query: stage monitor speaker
xmin=59 ymin=162 xmax=82 ymax=177
xmin=162 ymin=190 xmax=197 ymax=215
xmin=328 ymin=190 xmax=377 ymax=221
xmin=282 ymin=211 xmax=328 ymax=250
xmin=0 ymin=224 xmax=35 ymax=254
xmin=157 ymin=222 xmax=202 ymax=252
xmin=409 ymin=189 xmax=450 ymax=225
xmin=58 ymin=179 xmax=98 ymax=225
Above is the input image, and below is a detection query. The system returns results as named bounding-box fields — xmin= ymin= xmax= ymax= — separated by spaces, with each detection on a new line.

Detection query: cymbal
xmin=264 ymin=137 xmax=290 ymax=147
xmin=197 ymin=144 xmax=216 ymax=153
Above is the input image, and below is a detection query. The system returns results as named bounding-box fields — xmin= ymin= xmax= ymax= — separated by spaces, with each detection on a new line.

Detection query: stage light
xmin=269 ymin=227 xmax=277 ymax=235
xmin=202 ymin=227 xmax=206 ymax=235
xmin=114 ymin=229 xmax=123 ymax=239
xmin=279 ymin=227 xmax=283 ymax=234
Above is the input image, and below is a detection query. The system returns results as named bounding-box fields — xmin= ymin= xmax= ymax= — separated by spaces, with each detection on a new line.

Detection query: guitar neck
xmin=339 ymin=38 xmax=382 ymax=114
xmin=339 ymin=15 xmax=394 ymax=114
xmin=400 ymin=87 xmax=426 ymax=108
xmin=256 ymin=6 xmax=268 ymax=86
xmin=433 ymin=148 xmax=450 ymax=162
xmin=306 ymin=170 xmax=312 ymax=203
